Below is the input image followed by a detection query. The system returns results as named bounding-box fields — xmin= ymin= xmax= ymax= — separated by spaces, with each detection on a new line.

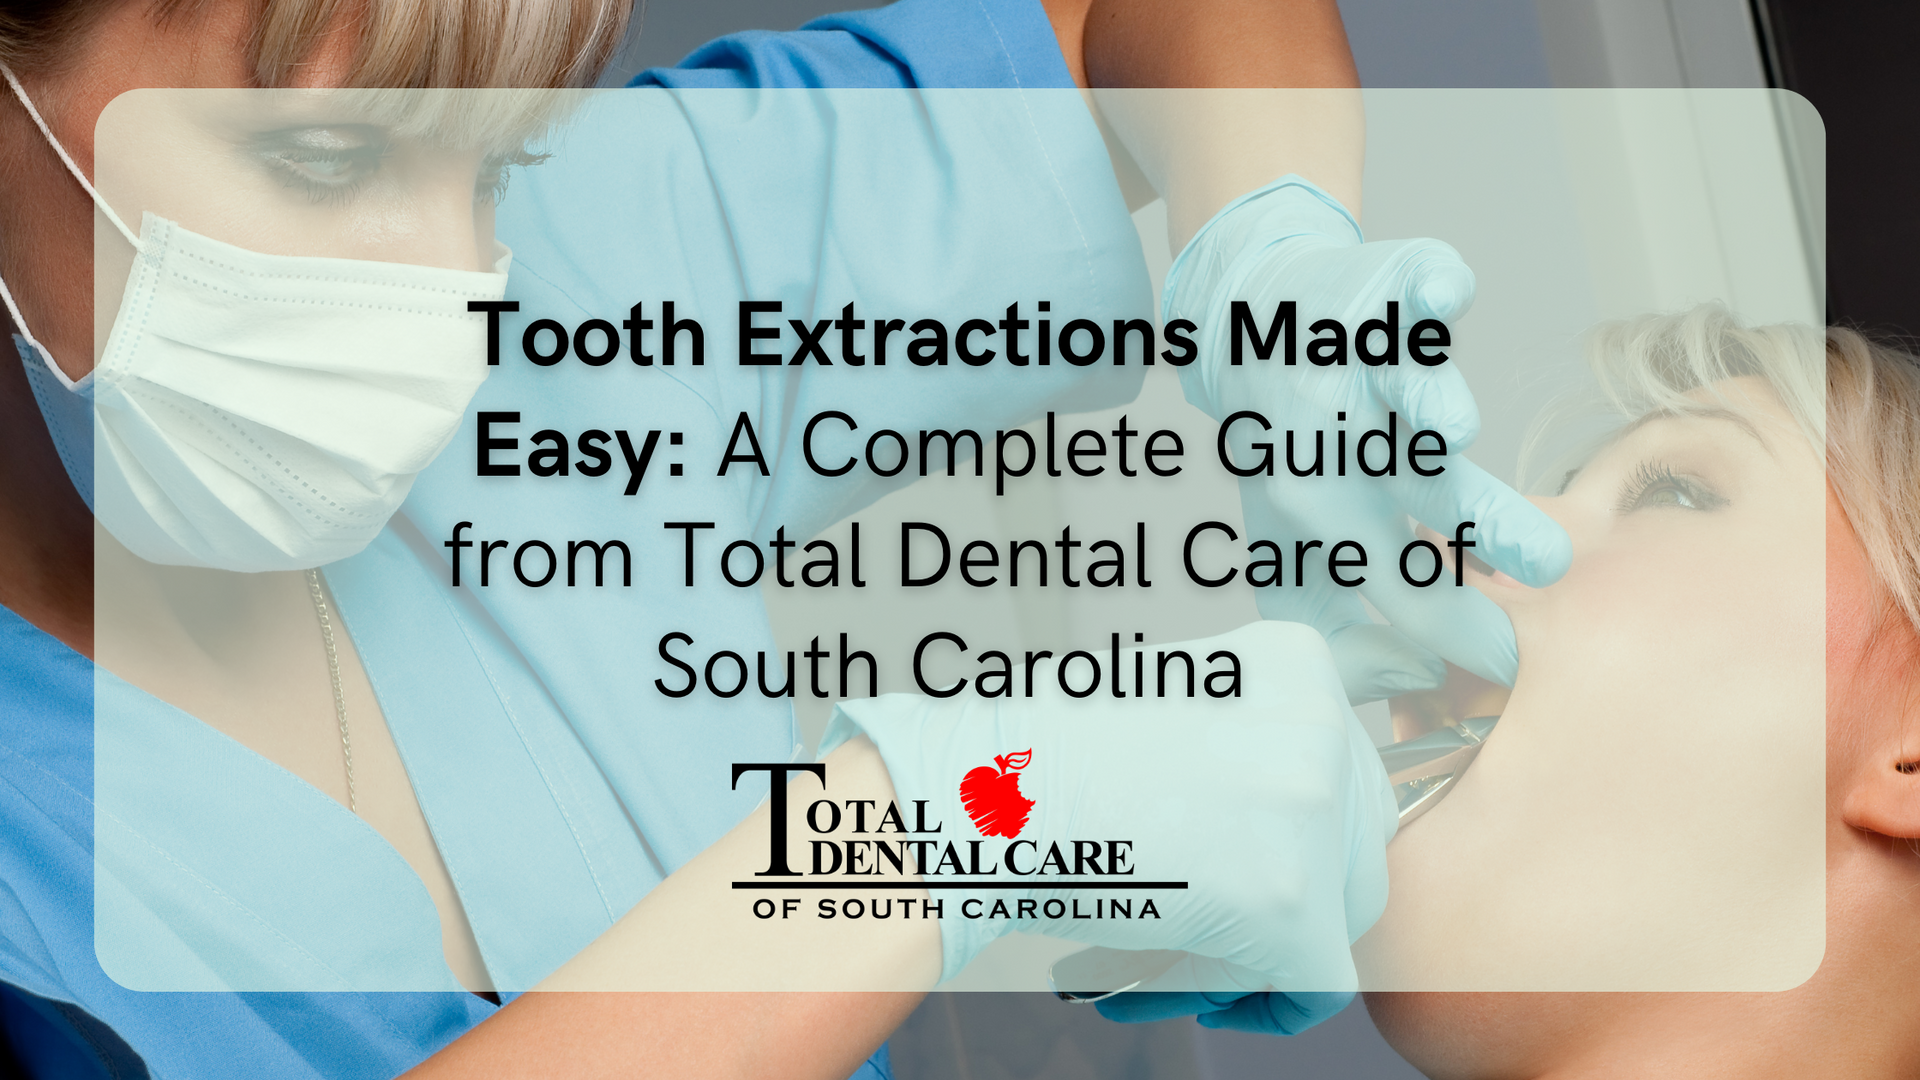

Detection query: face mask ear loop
xmin=1 ymin=61 xmax=144 ymax=252
xmin=0 ymin=256 xmax=81 ymax=390
xmin=0 ymin=272 xmax=85 ymax=390
xmin=1 ymin=61 xmax=126 ymax=389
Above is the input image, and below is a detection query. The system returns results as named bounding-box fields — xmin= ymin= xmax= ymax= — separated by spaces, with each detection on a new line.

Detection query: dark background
xmin=1755 ymin=0 xmax=1918 ymax=339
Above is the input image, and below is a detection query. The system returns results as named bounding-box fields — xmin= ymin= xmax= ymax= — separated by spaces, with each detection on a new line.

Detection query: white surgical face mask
xmin=1 ymin=65 xmax=509 ymax=571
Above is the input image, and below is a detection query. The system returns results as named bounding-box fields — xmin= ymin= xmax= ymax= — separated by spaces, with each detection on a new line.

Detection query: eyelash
xmin=257 ymin=134 xmax=389 ymax=206
xmin=478 ymin=149 xmax=548 ymax=206
xmin=258 ymin=133 xmax=539 ymax=207
xmin=1613 ymin=461 xmax=1726 ymax=513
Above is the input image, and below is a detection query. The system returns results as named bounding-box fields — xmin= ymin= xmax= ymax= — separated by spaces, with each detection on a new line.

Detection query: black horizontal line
xmin=730 ymin=881 xmax=1188 ymax=890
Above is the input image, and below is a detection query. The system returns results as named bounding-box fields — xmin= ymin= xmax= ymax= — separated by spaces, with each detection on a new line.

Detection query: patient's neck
xmin=1500 ymin=816 xmax=1919 ymax=1080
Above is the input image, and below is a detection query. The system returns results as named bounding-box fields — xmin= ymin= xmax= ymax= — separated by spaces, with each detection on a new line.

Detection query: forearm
xmin=1080 ymin=0 xmax=1358 ymax=90
xmin=1045 ymin=0 xmax=1364 ymax=248
xmin=406 ymin=737 xmax=939 ymax=1079
xmin=414 ymin=991 xmax=921 ymax=1080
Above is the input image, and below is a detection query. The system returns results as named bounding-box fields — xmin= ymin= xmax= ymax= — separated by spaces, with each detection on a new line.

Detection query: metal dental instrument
xmin=1048 ymin=716 xmax=1500 ymax=1003
xmin=1376 ymin=713 xmax=1497 ymax=828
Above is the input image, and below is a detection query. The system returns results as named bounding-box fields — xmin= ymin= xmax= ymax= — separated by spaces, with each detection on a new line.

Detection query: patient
xmin=1357 ymin=308 xmax=1920 ymax=1077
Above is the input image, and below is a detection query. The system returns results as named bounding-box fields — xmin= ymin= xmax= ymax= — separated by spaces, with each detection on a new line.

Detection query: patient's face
xmin=1357 ymin=376 xmax=1826 ymax=1009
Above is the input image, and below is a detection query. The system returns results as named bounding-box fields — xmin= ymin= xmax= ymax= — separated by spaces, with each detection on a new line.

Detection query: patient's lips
xmin=1417 ymin=523 xmax=1526 ymax=591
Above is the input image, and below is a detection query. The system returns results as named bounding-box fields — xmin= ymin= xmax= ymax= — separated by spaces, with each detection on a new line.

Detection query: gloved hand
xmin=1167 ymin=175 xmax=1572 ymax=696
xmin=817 ymin=620 xmax=1396 ymax=988
xmin=1088 ymin=953 xmax=1353 ymax=1035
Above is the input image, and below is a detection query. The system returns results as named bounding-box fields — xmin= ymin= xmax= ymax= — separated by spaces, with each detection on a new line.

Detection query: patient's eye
xmin=1614 ymin=461 xmax=1726 ymax=513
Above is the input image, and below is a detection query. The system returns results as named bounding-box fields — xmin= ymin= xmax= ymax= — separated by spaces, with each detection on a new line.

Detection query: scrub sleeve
xmin=0 ymin=1 xmax=1129 ymax=1077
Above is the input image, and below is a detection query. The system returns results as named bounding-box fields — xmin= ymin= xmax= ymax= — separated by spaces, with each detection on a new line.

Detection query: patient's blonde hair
xmin=1520 ymin=306 xmax=1824 ymax=492
xmin=1526 ymin=304 xmax=1920 ymax=632
xmin=1826 ymin=328 xmax=1920 ymax=632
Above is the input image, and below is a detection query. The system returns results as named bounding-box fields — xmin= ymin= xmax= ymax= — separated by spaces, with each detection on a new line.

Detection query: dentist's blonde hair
xmin=243 ymin=0 xmax=629 ymax=89
xmin=2 ymin=0 xmax=630 ymax=88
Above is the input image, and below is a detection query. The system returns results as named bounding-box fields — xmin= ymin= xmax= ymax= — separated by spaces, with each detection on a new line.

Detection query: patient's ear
xmin=1839 ymin=630 xmax=1920 ymax=841
xmin=1845 ymin=745 xmax=1920 ymax=841
xmin=1829 ymin=492 xmax=1920 ymax=841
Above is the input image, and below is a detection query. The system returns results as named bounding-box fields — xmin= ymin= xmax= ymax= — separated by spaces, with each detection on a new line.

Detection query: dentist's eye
xmin=1614 ymin=460 xmax=1726 ymax=513
xmin=253 ymin=127 xmax=389 ymax=204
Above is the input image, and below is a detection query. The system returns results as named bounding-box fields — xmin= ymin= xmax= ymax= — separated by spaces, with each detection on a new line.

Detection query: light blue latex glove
xmin=1168 ymin=175 xmax=1572 ymax=695
xmin=1090 ymin=953 xmax=1354 ymax=1035
xmin=1097 ymin=990 xmax=1354 ymax=1034
xmin=818 ymin=621 xmax=1397 ymax=987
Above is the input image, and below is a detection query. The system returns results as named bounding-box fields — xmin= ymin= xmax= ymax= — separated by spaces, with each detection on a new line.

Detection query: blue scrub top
xmin=0 ymin=1 xmax=1152 ymax=1076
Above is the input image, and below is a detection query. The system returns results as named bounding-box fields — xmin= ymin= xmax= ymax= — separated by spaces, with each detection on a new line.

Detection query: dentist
xmin=0 ymin=1 xmax=1567 ymax=1077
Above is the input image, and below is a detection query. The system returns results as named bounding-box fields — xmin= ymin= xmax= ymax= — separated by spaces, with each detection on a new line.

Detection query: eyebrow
xmin=1613 ymin=405 xmax=1772 ymax=452
xmin=1557 ymin=406 xmax=1775 ymax=494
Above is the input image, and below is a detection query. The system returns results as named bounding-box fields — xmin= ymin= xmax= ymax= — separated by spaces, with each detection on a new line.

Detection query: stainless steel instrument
xmin=1048 ymin=716 xmax=1499 ymax=1003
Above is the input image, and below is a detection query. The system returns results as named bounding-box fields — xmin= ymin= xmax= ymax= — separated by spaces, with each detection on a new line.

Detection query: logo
xmin=960 ymin=749 xmax=1034 ymax=838
xmin=728 ymin=760 xmax=1184 ymax=929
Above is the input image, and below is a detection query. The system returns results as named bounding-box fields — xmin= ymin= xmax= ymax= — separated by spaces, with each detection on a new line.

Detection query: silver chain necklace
xmin=304 ymin=568 xmax=357 ymax=814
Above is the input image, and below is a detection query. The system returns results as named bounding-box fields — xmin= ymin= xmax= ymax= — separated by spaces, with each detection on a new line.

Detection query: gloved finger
xmin=1322 ymin=621 xmax=1445 ymax=703
xmin=1251 ymin=584 xmax=1444 ymax=702
xmin=1266 ymin=484 xmax=1520 ymax=687
xmin=1341 ymin=713 xmax=1397 ymax=931
xmin=1239 ymin=478 xmax=1378 ymax=641
xmin=1248 ymin=450 xmax=1512 ymax=689
xmin=1246 ymin=569 xmax=1371 ymax=644
xmin=1393 ymin=457 xmax=1573 ymax=589
xmin=1300 ymin=236 xmax=1471 ymax=330
xmin=1195 ymin=990 xmax=1355 ymax=1036
xmin=1093 ymin=991 xmax=1240 ymax=1025
xmin=1241 ymin=484 xmax=1443 ymax=700
xmin=1359 ymin=569 xmax=1520 ymax=686
xmin=1237 ymin=793 xmax=1370 ymax=996
xmin=1368 ymin=354 xmax=1482 ymax=452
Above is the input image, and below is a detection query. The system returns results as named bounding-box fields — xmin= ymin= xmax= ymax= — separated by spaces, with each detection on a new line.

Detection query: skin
xmin=1046 ymin=0 xmax=1365 ymax=248
xmin=1362 ymin=380 xmax=1920 ymax=1078
xmin=0 ymin=0 xmax=1369 ymax=1076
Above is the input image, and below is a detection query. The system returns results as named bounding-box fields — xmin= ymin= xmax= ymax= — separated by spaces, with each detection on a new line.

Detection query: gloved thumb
xmin=1093 ymin=991 xmax=1241 ymax=1025
xmin=1196 ymin=990 xmax=1355 ymax=1035
xmin=1090 ymin=953 xmax=1270 ymax=1024
xmin=1405 ymin=247 xmax=1474 ymax=324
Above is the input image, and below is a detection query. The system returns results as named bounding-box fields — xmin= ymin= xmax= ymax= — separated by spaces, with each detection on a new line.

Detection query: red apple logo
xmin=960 ymin=750 xmax=1035 ymax=838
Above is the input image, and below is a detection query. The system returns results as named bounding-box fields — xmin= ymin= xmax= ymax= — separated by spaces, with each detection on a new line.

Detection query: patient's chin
xmin=1362 ymin=991 xmax=1583 ymax=1080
